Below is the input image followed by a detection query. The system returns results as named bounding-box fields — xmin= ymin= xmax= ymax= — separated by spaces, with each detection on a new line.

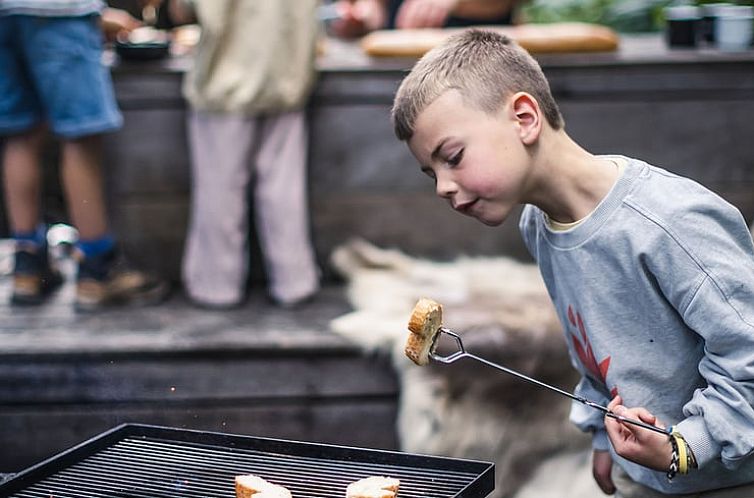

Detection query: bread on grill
xmin=404 ymin=298 xmax=443 ymax=366
xmin=235 ymin=474 xmax=292 ymax=498
xmin=346 ymin=476 xmax=401 ymax=498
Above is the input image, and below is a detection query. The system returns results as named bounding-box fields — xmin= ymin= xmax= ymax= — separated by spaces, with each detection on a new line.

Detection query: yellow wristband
xmin=672 ymin=430 xmax=689 ymax=475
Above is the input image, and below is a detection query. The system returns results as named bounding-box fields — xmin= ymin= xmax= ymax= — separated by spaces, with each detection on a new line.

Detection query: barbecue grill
xmin=0 ymin=424 xmax=494 ymax=497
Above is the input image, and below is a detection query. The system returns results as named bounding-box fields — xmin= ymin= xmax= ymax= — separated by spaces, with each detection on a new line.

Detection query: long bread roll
xmin=404 ymin=298 xmax=443 ymax=366
xmin=360 ymin=22 xmax=619 ymax=57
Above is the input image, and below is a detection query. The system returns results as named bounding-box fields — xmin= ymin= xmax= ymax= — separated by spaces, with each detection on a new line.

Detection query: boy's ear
xmin=510 ymin=92 xmax=542 ymax=145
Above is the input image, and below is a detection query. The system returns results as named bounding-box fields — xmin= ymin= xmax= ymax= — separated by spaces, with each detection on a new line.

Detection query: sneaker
xmin=11 ymin=244 xmax=64 ymax=305
xmin=266 ymin=291 xmax=318 ymax=310
xmin=186 ymin=293 xmax=244 ymax=311
xmin=75 ymin=248 xmax=170 ymax=311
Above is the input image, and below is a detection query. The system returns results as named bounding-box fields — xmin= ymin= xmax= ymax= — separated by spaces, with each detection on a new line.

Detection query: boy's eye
xmin=423 ymin=169 xmax=437 ymax=182
xmin=448 ymin=149 xmax=464 ymax=166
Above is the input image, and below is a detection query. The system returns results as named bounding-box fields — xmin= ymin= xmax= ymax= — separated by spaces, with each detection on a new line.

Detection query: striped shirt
xmin=0 ymin=0 xmax=104 ymax=16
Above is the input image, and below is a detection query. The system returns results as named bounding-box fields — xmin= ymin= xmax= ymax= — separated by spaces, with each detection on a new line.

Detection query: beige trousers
xmin=613 ymin=465 xmax=754 ymax=498
xmin=182 ymin=110 xmax=319 ymax=306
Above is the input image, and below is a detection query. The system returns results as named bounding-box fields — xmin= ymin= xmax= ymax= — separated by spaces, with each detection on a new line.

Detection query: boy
xmin=391 ymin=29 xmax=754 ymax=497
xmin=0 ymin=1 xmax=168 ymax=310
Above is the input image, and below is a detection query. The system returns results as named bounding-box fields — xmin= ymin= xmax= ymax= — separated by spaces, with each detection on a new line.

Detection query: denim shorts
xmin=0 ymin=15 xmax=122 ymax=138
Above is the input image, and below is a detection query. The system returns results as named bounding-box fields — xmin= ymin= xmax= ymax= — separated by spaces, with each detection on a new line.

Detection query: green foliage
xmin=519 ymin=0 xmax=754 ymax=33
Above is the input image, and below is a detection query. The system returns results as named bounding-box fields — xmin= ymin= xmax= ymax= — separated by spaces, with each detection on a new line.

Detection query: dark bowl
xmin=115 ymin=40 xmax=171 ymax=61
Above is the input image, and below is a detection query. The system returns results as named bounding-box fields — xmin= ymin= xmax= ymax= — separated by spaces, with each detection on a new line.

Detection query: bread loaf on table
xmin=235 ymin=475 xmax=292 ymax=498
xmin=360 ymin=22 xmax=619 ymax=57
xmin=346 ymin=476 xmax=401 ymax=498
xmin=404 ymin=298 xmax=443 ymax=366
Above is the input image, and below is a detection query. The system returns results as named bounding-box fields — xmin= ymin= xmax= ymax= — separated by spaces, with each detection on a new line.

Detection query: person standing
xmin=169 ymin=0 xmax=321 ymax=309
xmin=0 ymin=0 xmax=169 ymax=310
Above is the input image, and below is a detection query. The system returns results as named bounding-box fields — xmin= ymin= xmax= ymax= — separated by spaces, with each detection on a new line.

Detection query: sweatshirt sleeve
xmin=650 ymin=196 xmax=754 ymax=470
xmin=570 ymin=376 xmax=612 ymax=451
xmin=675 ymin=274 xmax=754 ymax=469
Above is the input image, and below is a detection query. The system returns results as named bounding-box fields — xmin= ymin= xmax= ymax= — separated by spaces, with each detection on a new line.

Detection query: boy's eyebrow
xmin=430 ymin=139 xmax=448 ymax=162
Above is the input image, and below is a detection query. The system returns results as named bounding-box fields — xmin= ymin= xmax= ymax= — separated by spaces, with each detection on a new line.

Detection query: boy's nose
xmin=435 ymin=175 xmax=456 ymax=199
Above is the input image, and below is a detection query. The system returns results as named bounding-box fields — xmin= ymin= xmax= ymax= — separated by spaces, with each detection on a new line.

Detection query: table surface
xmin=318 ymin=33 xmax=754 ymax=70
xmin=110 ymin=33 xmax=754 ymax=75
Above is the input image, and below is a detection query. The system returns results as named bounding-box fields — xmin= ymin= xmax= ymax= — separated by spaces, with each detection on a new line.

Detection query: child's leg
xmin=254 ymin=110 xmax=319 ymax=305
xmin=2 ymin=126 xmax=46 ymax=233
xmin=182 ymin=110 xmax=255 ymax=307
xmin=59 ymin=133 xmax=170 ymax=310
xmin=59 ymin=134 xmax=109 ymax=240
xmin=3 ymin=126 xmax=64 ymax=304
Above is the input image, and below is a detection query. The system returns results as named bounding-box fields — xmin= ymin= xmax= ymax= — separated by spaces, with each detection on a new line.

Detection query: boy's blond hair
xmin=392 ymin=29 xmax=564 ymax=141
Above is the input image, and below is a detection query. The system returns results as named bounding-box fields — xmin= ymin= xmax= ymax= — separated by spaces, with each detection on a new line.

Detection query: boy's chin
xmin=471 ymin=212 xmax=505 ymax=227
xmin=478 ymin=217 xmax=504 ymax=227
xmin=455 ymin=202 xmax=507 ymax=226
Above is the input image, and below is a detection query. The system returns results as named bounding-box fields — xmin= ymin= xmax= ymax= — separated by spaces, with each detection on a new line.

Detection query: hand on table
xmin=395 ymin=0 xmax=458 ymax=29
xmin=329 ymin=0 xmax=387 ymax=38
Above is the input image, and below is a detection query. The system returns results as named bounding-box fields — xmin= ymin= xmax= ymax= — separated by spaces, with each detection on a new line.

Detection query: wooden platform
xmin=0 ymin=255 xmax=399 ymax=473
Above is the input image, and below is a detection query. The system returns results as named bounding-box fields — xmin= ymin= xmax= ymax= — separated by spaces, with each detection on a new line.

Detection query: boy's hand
xmin=604 ymin=395 xmax=672 ymax=472
xmin=592 ymin=450 xmax=615 ymax=494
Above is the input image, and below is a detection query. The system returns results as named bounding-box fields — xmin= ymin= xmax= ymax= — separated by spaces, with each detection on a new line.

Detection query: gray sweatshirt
xmin=519 ymin=156 xmax=754 ymax=494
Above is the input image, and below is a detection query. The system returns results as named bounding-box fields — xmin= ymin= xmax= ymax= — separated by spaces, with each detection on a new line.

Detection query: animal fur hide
xmin=329 ymin=239 xmax=603 ymax=498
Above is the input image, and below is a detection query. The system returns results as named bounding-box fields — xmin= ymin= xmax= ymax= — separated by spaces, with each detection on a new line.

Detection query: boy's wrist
xmin=675 ymin=416 xmax=720 ymax=469
xmin=667 ymin=428 xmax=698 ymax=481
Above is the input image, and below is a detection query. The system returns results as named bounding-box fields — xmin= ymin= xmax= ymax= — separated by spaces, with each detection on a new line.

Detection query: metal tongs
xmin=429 ymin=327 xmax=671 ymax=436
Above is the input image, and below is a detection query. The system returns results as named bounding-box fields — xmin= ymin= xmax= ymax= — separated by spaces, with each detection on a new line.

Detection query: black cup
xmin=664 ymin=6 xmax=701 ymax=47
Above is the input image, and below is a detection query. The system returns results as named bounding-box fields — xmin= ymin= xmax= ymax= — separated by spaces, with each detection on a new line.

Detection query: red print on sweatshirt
xmin=568 ymin=305 xmax=618 ymax=398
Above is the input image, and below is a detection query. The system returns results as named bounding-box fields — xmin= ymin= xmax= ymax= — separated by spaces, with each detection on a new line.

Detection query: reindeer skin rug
xmin=329 ymin=239 xmax=604 ymax=498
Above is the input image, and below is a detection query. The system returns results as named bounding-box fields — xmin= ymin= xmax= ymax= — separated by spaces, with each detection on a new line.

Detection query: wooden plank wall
xmin=0 ymin=351 xmax=398 ymax=472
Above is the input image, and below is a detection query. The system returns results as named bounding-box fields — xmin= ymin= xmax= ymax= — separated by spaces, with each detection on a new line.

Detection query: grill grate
xmin=0 ymin=425 xmax=493 ymax=498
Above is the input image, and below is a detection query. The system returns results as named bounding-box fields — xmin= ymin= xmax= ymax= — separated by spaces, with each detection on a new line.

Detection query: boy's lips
xmin=453 ymin=199 xmax=478 ymax=214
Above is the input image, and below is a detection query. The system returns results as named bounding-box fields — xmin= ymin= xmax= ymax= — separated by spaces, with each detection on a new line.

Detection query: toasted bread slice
xmin=235 ymin=475 xmax=292 ymax=498
xmin=346 ymin=476 xmax=400 ymax=498
xmin=404 ymin=298 xmax=443 ymax=366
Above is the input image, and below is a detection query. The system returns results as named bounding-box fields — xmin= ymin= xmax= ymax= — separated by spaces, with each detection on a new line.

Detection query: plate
xmin=115 ymin=40 xmax=171 ymax=61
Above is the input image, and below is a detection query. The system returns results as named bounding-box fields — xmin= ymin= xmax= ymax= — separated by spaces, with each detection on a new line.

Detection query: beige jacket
xmin=184 ymin=0 xmax=318 ymax=114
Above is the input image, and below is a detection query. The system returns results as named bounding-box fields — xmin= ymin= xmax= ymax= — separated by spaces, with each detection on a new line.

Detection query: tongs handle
xmin=429 ymin=328 xmax=670 ymax=436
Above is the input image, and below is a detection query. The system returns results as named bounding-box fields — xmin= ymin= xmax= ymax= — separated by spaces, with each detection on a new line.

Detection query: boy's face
xmin=407 ymin=89 xmax=532 ymax=227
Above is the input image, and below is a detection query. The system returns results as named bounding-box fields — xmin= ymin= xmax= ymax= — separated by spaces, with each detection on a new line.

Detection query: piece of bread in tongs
xmin=346 ymin=476 xmax=401 ymax=498
xmin=235 ymin=474 xmax=292 ymax=498
xmin=404 ymin=297 xmax=443 ymax=366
